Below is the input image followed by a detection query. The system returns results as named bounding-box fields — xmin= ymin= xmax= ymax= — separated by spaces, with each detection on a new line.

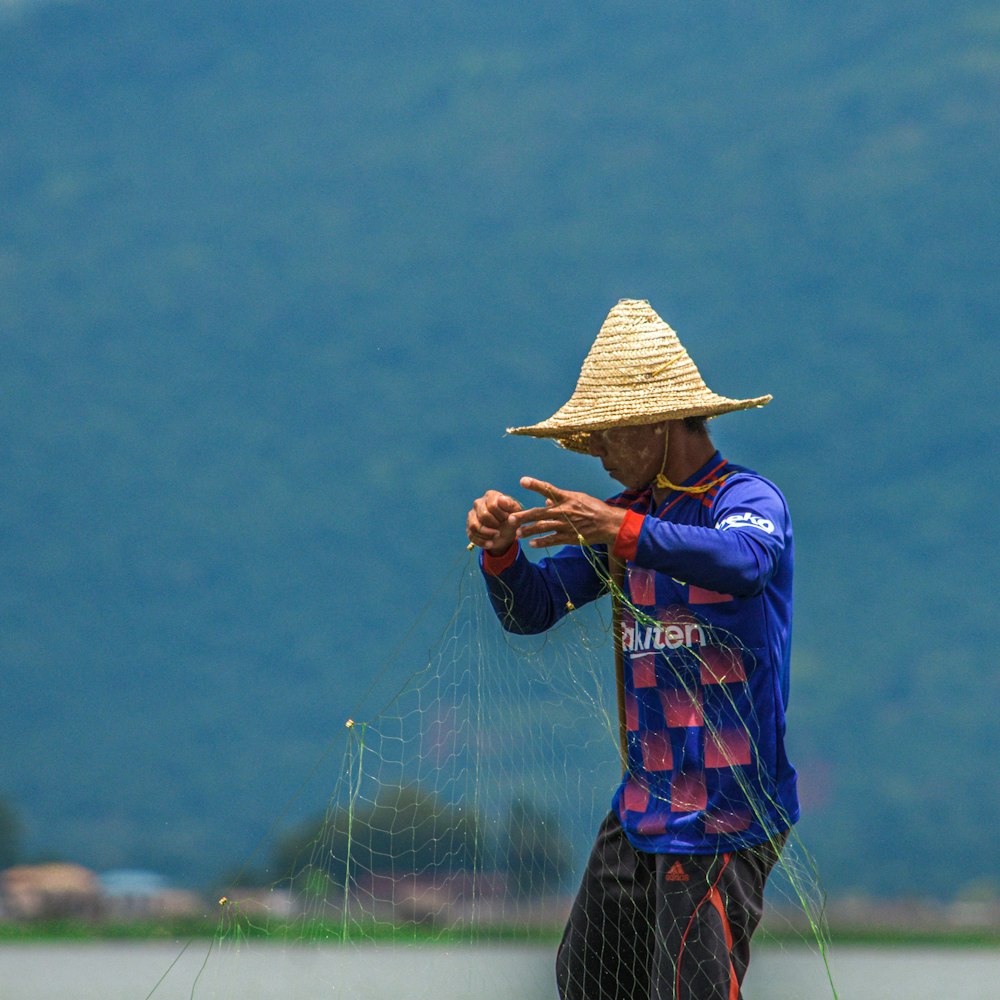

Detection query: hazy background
xmin=1 ymin=0 xmax=998 ymax=899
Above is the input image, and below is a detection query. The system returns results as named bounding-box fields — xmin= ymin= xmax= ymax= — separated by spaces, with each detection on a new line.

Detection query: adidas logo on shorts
xmin=665 ymin=861 xmax=690 ymax=882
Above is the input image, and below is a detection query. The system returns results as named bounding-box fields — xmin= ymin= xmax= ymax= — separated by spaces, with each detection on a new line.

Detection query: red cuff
xmin=482 ymin=542 xmax=520 ymax=576
xmin=612 ymin=509 xmax=645 ymax=561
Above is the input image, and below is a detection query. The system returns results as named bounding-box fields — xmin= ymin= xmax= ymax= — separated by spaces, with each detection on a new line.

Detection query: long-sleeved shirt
xmin=480 ymin=451 xmax=799 ymax=855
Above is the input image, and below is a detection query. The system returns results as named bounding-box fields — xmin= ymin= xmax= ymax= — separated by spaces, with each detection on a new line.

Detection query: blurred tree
xmin=272 ymin=807 xmax=353 ymax=888
xmin=273 ymin=784 xmax=482 ymax=889
xmin=364 ymin=784 xmax=480 ymax=877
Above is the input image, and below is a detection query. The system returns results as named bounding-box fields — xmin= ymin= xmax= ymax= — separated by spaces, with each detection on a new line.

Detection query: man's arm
xmin=613 ymin=476 xmax=789 ymax=597
xmin=467 ymin=483 xmax=615 ymax=634
xmin=480 ymin=543 xmax=610 ymax=634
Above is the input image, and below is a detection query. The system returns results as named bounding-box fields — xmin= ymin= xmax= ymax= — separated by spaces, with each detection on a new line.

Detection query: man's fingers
xmin=467 ymin=509 xmax=498 ymax=540
xmin=516 ymin=521 xmax=556 ymax=539
xmin=519 ymin=477 xmax=567 ymax=503
xmin=487 ymin=495 xmax=522 ymax=518
xmin=516 ymin=519 xmax=577 ymax=540
xmin=510 ymin=504 xmax=564 ymax=528
xmin=474 ymin=499 xmax=504 ymax=529
xmin=469 ymin=502 xmax=503 ymax=533
xmin=479 ymin=494 xmax=521 ymax=522
xmin=525 ymin=525 xmax=580 ymax=547
xmin=526 ymin=534 xmax=575 ymax=549
xmin=472 ymin=509 xmax=498 ymax=532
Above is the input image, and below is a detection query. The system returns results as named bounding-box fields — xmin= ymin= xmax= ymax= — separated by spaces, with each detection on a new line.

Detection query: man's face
xmin=585 ymin=422 xmax=668 ymax=489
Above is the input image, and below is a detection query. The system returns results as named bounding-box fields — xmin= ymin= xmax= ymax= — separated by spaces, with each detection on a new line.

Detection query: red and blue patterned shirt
xmin=480 ymin=451 xmax=798 ymax=855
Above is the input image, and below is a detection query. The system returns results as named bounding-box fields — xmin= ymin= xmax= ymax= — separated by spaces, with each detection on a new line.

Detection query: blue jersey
xmin=480 ymin=452 xmax=799 ymax=855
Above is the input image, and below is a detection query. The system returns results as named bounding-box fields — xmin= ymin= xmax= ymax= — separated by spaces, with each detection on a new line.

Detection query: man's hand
xmin=509 ymin=477 xmax=626 ymax=548
xmin=467 ymin=491 xmax=524 ymax=553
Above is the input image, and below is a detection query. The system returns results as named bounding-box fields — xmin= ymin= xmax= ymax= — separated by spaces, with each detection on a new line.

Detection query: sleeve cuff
xmin=612 ymin=509 xmax=645 ymax=561
xmin=482 ymin=542 xmax=520 ymax=576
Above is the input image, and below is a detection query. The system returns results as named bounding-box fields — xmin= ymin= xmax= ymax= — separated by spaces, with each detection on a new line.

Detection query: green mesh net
xmin=144 ymin=553 xmax=837 ymax=1000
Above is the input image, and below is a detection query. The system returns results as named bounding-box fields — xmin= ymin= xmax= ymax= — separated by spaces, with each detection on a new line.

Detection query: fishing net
xmin=145 ymin=550 xmax=836 ymax=1000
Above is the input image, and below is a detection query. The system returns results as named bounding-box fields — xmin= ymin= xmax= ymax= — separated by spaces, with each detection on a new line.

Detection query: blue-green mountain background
xmin=2 ymin=0 xmax=998 ymax=899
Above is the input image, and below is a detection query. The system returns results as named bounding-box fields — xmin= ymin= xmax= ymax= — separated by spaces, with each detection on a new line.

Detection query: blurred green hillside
xmin=1 ymin=0 xmax=997 ymax=896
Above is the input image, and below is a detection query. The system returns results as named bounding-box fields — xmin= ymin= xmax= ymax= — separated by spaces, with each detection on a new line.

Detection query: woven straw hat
xmin=507 ymin=299 xmax=771 ymax=453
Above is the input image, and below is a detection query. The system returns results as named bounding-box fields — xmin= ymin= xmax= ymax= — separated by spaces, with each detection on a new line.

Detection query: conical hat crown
xmin=507 ymin=299 xmax=771 ymax=452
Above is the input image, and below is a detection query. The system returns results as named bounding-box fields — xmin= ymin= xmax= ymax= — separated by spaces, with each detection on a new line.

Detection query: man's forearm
xmin=481 ymin=543 xmax=608 ymax=634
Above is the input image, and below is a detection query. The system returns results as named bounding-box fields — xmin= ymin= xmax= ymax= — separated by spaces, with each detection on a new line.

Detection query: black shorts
xmin=556 ymin=811 xmax=785 ymax=1000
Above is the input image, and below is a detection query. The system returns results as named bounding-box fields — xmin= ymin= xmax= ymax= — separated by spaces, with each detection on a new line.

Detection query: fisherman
xmin=466 ymin=299 xmax=798 ymax=1000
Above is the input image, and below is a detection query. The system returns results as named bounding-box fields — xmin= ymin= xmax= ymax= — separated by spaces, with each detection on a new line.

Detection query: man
xmin=466 ymin=299 xmax=798 ymax=1000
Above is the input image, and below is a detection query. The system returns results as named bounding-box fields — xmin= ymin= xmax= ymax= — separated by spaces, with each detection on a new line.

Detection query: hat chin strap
xmin=653 ymin=427 xmax=727 ymax=495
xmin=652 ymin=427 xmax=688 ymax=491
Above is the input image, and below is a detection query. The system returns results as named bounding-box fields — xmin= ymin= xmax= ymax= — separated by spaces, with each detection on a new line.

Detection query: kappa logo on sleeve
xmin=716 ymin=511 xmax=775 ymax=534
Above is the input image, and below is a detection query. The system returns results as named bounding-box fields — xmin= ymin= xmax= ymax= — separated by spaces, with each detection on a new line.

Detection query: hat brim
xmin=507 ymin=394 xmax=772 ymax=454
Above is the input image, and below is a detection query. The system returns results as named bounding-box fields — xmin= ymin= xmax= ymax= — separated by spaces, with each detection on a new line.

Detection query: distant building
xmin=1 ymin=863 xmax=103 ymax=920
xmin=100 ymin=869 xmax=204 ymax=920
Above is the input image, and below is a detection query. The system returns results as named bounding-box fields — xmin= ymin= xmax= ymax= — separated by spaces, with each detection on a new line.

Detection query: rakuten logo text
xmin=623 ymin=621 xmax=705 ymax=652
